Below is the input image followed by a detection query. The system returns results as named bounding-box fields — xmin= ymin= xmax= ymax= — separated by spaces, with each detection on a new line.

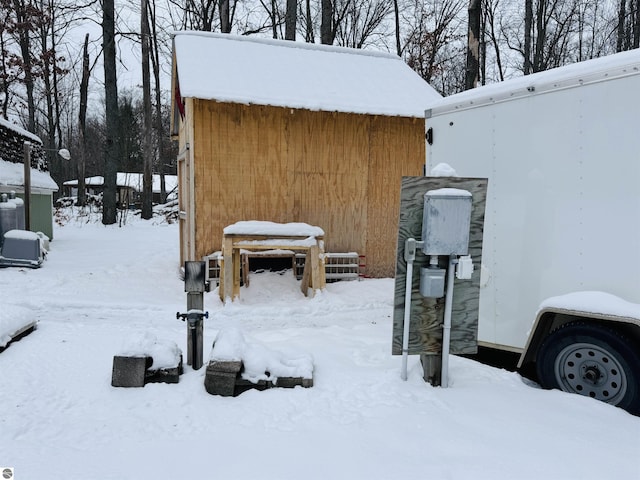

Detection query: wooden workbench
xmin=219 ymin=222 xmax=326 ymax=301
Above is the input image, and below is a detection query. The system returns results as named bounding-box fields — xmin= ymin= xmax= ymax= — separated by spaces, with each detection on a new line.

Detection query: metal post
xmin=183 ymin=261 xmax=207 ymax=370
xmin=441 ymin=255 xmax=459 ymax=388
xmin=23 ymin=142 xmax=31 ymax=231
xmin=186 ymin=292 xmax=204 ymax=369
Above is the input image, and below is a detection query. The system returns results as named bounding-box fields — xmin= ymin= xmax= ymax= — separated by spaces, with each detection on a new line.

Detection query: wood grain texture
xmin=391 ymin=176 xmax=488 ymax=356
xmin=181 ymin=100 xmax=424 ymax=277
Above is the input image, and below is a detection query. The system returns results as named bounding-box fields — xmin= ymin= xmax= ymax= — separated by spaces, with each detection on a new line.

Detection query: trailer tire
xmin=536 ymin=322 xmax=640 ymax=414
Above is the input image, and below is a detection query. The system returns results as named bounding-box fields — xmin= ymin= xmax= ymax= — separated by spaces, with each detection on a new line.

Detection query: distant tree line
xmin=0 ymin=0 xmax=638 ymax=223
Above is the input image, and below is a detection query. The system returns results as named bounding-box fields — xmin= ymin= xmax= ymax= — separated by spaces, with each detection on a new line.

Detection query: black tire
xmin=536 ymin=322 xmax=640 ymax=414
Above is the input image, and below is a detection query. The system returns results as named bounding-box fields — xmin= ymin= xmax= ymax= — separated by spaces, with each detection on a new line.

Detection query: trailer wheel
xmin=536 ymin=322 xmax=640 ymax=414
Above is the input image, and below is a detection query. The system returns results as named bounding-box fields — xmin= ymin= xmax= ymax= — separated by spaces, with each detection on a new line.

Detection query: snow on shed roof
xmin=0 ymin=117 xmax=42 ymax=144
xmin=172 ymin=31 xmax=441 ymax=118
xmin=0 ymin=159 xmax=58 ymax=191
xmin=426 ymin=48 xmax=640 ymax=117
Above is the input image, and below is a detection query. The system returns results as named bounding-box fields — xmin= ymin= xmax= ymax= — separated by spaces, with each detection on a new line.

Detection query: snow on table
xmin=223 ymin=220 xmax=324 ymax=238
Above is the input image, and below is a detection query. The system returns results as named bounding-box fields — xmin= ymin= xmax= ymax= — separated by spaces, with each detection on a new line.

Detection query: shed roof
xmin=172 ymin=31 xmax=441 ymax=118
xmin=0 ymin=159 xmax=58 ymax=192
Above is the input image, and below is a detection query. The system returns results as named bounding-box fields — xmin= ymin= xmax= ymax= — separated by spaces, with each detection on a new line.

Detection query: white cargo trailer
xmin=424 ymin=49 xmax=640 ymax=413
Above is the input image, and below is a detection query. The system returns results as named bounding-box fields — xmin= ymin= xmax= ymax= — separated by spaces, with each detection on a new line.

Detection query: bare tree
xmin=482 ymin=0 xmax=505 ymax=82
xmin=321 ymin=0 xmax=333 ymax=43
xmin=285 ymin=0 xmax=297 ymax=40
xmin=402 ymin=0 xmax=466 ymax=94
xmin=617 ymin=0 xmax=640 ymax=50
xmin=465 ymin=0 xmax=481 ymax=88
xmin=220 ymin=0 xmax=231 ymax=32
xmin=77 ymin=32 xmax=89 ymax=207
xmin=141 ymin=0 xmax=153 ymax=219
xmin=303 ymin=0 xmax=314 ymax=42
xmin=148 ymin=0 xmax=168 ymax=202
xmin=393 ymin=0 xmax=401 ymax=55
xmin=102 ymin=0 xmax=118 ymax=225
xmin=334 ymin=0 xmax=393 ymax=49
xmin=11 ymin=0 xmax=37 ymax=131
xmin=0 ymin=0 xmax=19 ymax=119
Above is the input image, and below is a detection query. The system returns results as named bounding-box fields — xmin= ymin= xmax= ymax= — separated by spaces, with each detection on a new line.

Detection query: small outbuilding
xmin=170 ymin=32 xmax=441 ymax=277
xmin=0 ymin=118 xmax=58 ymax=239
xmin=63 ymin=173 xmax=178 ymax=208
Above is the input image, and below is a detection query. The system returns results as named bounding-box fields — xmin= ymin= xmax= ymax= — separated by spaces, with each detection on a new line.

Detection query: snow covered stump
xmin=111 ymin=334 xmax=183 ymax=387
xmin=204 ymin=328 xmax=314 ymax=397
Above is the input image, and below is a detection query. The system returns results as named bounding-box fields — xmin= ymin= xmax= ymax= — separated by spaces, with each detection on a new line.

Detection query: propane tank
xmin=0 ymin=193 xmax=18 ymax=247
xmin=8 ymin=191 xmax=25 ymax=230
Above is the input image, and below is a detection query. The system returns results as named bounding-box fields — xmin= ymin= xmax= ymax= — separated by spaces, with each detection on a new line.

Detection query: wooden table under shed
xmin=219 ymin=222 xmax=326 ymax=301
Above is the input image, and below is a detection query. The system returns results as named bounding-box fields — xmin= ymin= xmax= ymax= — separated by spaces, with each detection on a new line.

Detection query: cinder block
xmin=209 ymin=361 xmax=242 ymax=373
xmin=204 ymin=361 xmax=242 ymax=396
xmin=111 ymin=356 xmax=147 ymax=387
xmin=146 ymin=355 xmax=183 ymax=384
xmin=204 ymin=370 xmax=238 ymax=396
xmin=235 ymin=377 xmax=273 ymax=395
xmin=275 ymin=376 xmax=314 ymax=388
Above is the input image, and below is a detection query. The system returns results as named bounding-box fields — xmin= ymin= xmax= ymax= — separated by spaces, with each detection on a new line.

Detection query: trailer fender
xmin=518 ymin=306 xmax=640 ymax=412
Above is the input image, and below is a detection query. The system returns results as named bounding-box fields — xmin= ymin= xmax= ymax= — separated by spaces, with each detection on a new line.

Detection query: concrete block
xmin=204 ymin=361 xmax=242 ymax=396
xmin=111 ymin=356 xmax=147 ymax=387
xmin=146 ymin=355 xmax=183 ymax=384
xmin=275 ymin=376 xmax=314 ymax=388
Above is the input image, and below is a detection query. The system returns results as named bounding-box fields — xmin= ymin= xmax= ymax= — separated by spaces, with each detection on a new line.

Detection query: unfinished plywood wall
xmin=191 ymin=99 xmax=424 ymax=277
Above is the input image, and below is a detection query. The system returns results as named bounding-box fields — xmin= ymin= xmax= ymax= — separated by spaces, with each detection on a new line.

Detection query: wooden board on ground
xmin=392 ymin=176 xmax=488 ymax=356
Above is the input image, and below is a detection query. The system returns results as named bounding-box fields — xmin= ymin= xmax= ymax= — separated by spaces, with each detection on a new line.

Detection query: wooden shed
xmin=170 ymin=32 xmax=441 ymax=278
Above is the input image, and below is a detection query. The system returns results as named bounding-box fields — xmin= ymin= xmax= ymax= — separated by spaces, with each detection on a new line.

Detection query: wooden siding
xmin=187 ymin=99 xmax=425 ymax=277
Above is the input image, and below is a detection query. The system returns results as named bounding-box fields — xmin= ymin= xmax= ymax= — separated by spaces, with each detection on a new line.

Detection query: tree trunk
xmin=148 ymin=0 xmax=166 ymax=203
xmin=285 ymin=0 xmax=296 ymax=40
xmin=617 ymin=0 xmax=627 ymax=52
xmin=102 ymin=0 xmax=118 ymax=225
xmin=141 ymin=0 xmax=153 ymax=219
xmin=77 ymin=33 xmax=89 ymax=207
xmin=219 ymin=0 xmax=231 ymax=33
xmin=524 ymin=0 xmax=533 ymax=74
xmin=270 ymin=0 xmax=278 ymax=38
xmin=634 ymin=0 xmax=640 ymax=48
xmin=305 ymin=0 xmax=314 ymax=42
xmin=321 ymin=0 xmax=333 ymax=44
xmin=393 ymin=0 xmax=401 ymax=56
xmin=465 ymin=0 xmax=481 ymax=90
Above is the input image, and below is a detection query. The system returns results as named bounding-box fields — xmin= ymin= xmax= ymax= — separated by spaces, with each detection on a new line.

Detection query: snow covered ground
xmin=0 ymin=213 xmax=638 ymax=480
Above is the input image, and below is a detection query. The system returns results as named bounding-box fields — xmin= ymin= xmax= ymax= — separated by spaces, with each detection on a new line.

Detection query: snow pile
xmin=0 ymin=304 xmax=35 ymax=348
xmin=430 ymin=162 xmax=458 ymax=177
xmin=0 ymin=158 xmax=58 ymax=190
xmin=211 ymin=327 xmax=314 ymax=383
xmin=118 ymin=332 xmax=182 ymax=369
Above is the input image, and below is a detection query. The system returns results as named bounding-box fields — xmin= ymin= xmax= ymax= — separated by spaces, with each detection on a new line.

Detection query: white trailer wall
xmin=425 ymin=52 xmax=640 ymax=351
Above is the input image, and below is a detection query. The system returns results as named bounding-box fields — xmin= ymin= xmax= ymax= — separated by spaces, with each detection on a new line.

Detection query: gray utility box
xmin=420 ymin=267 xmax=446 ymax=298
xmin=422 ymin=189 xmax=472 ymax=256
xmin=0 ymin=230 xmax=43 ymax=268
